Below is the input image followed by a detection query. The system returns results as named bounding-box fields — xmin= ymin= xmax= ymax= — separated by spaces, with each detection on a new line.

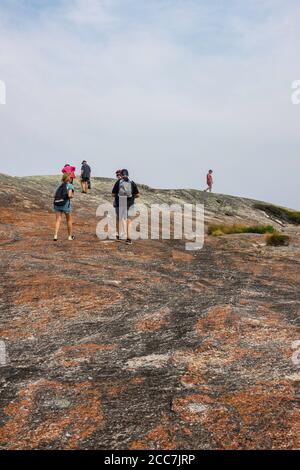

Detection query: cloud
xmin=64 ymin=0 xmax=118 ymax=27
xmin=0 ymin=0 xmax=299 ymax=208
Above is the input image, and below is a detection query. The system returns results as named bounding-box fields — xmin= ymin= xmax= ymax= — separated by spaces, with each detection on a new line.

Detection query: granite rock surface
xmin=0 ymin=174 xmax=299 ymax=449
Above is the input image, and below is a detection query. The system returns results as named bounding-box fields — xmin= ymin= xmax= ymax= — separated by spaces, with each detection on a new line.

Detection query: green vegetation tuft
xmin=266 ymin=233 xmax=290 ymax=247
xmin=208 ymin=224 xmax=275 ymax=236
xmin=254 ymin=203 xmax=300 ymax=225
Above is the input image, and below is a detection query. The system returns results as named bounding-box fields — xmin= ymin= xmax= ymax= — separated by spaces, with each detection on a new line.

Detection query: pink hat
xmin=62 ymin=164 xmax=76 ymax=174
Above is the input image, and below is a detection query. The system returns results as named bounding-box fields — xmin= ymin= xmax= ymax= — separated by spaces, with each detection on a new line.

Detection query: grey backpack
xmin=118 ymin=179 xmax=133 ymax=197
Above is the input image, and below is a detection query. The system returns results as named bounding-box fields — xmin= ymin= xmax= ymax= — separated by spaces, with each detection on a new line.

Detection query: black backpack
xmin=54 ymin=183 xmax=69 ymax=206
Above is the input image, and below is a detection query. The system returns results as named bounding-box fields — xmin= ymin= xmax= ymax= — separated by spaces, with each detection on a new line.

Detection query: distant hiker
xmin=80 ymin=160 xmax=91 ymax=194
xmin=113 ymin=170 xmax=123 ymax=238
xmin=62 ymin=164 xmax=76 ymax=184
xmin=205 ymin=169 xmax=213 ymax=193
xmin=53 ymin=173 xmax=75 ymax=241
xmin=112 ymin=169 xmax=139 ymax=244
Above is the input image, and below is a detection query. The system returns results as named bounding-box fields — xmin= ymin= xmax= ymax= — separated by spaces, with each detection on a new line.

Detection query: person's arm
xmin=112 ymin=181 xmax=119 ymax=197
xmin=133 ymin=182 xmax=140 ymax=198
xmin=68 ymin=187 xmax=74 ymax=198
xmin=68 ymin=184 xmax=74 ymax=198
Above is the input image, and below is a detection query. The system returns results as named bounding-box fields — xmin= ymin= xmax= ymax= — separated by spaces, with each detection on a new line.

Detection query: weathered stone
xmin=0 ymin=174 xmax=299 ymax=450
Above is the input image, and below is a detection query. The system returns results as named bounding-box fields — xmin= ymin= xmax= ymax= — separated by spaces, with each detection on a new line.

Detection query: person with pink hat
xmin=62 ymin=163 xmax=76 ymax=184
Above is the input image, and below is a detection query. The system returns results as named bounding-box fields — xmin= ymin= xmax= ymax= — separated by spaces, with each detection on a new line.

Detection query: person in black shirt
xmin=80 ymin=160 xmax=91 ymax=194
xmin=112 ymin=169 xmax=139 ymax=244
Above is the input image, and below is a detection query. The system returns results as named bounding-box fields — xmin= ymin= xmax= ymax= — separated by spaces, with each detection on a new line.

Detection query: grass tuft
xmin=208 ymin=224 xmax=275 ymax=236
xmin=266 ymin=233 xmax=290 ymax=246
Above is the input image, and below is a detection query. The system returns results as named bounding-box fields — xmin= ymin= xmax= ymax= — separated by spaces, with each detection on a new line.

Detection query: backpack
xmin=54 ymin=183 xmax=69 ymax=206
xmin=82 ymin=164 xmax=91 ymax=179
xmin=118 ymin=178 xmax=133 ymax=197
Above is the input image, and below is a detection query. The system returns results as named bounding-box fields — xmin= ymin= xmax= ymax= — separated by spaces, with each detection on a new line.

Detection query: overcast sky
xmin=0 ymin=0 xmax=299 ymax=208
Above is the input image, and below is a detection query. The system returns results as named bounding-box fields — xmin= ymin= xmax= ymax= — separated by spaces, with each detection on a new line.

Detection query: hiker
xmin=80 ymin=160 xmax=91 ymax=193
xmin=205 ymin=169 xmax=213 ymax=192
xmin=53 ymin=173 xmax=75 ymax=241
xmin=112 ymin=169 xmax=139 ymax=245
xmin=113 ymin=170 xmax=123 ymax=238
xmin=62 ymin=164 xmax=76 ymax=184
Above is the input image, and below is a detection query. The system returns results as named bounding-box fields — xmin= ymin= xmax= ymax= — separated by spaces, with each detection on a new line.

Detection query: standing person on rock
xmin=113 ymin=170 xmax=123 ymax=238
xmin=112 ymin=169 xmax=139 ymax=245
xmin=53 ymin=173 xmax=75 ymax=241
xmin=80 ymin=160 xmax=91 ymax=194
xmin=204 ymin=169 xmax=213 ymax=192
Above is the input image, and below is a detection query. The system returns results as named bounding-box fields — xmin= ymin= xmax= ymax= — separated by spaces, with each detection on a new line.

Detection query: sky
xmin=0 ymin=0 xmax=299 ymax=208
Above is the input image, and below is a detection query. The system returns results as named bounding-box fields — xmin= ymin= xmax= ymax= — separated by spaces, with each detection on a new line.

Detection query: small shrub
xmin=243 ymin=225 xmax=275 ymax=234
xmin=210 ymin=228 xmax=224 ymax=236
xmin=208 ymin=224 xmax=275 ymax=236
xmin=266 ymin=233 xmax=290 ymax=247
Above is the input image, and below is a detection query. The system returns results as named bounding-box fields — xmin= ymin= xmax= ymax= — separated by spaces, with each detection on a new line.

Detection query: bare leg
xmin=119 ymin=217 xmax=127 ymax=239
xmin=54 ymin=212 xmax=63 ymax=239
xmin=127 ymin=219 xmax=132 ymax=240
xmin=116 ymin=212 xmax=120 ymax=237
xmin=66 ymin=213 xmax=73 ymax=237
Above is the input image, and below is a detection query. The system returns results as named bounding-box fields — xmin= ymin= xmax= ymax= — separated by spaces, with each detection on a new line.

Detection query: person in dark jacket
xmin=80 ymin=160 xmax=91 ymax=194
xmin=112 ymin=169 xmax=139 ymax=244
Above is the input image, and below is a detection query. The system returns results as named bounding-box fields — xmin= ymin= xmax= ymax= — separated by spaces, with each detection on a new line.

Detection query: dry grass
xmin=208 ymin=224 xmax=275 ymax=237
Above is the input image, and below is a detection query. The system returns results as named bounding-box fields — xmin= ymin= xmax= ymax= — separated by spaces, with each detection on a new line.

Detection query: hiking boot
xmin=126 ymin=238 xmax=132 ymax=245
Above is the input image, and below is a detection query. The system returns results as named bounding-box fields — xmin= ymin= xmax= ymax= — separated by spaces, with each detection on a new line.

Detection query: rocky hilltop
xmin=0 ymin=174 xmax=299 ymax=450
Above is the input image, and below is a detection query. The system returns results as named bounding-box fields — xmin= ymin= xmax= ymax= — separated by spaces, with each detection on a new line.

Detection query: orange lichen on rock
xmin=171 ymin=249 xmax=194 ymax=261
xmin=0 ymin=175 xmax=299 ymax=450
xmin=135 ymin=307 xmax=170 ymax=333
xmin=129 ymin=419 xmax=177 ymax=450
xmin=0 ymin=380 xmax=104 ymax=450
xmin=53 ymin=343 xmax=118 ymax=367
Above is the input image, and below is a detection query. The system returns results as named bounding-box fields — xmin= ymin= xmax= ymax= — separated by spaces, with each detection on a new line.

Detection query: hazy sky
xmin=0 ymin=0 xmax=299 ymax=208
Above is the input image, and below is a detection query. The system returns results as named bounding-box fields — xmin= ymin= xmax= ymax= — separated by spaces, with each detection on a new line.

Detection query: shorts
xmin=54 ymin=203 xmax=72 ymax=214
xmin=115 ymin=205 xmax=135 ymax=220
xmin=81 ymin=177 xmax=90 ymax=182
